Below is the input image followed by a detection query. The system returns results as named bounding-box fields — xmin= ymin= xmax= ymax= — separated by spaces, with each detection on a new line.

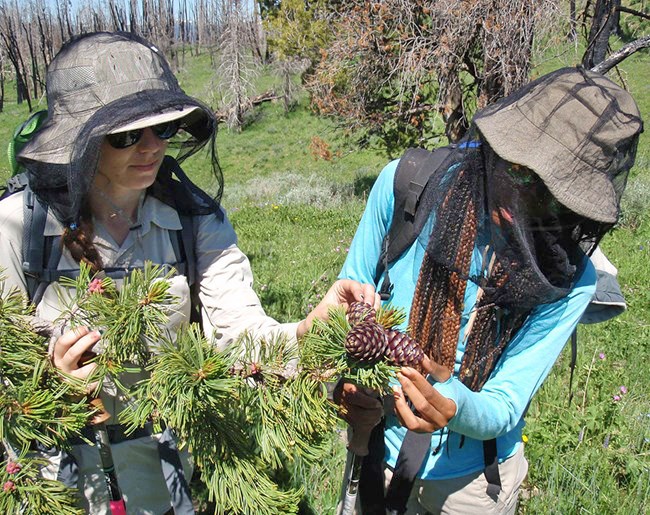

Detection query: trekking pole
xmin=339 ymin=451 xmax=363 ymax=515
xmin=338 ymin=436 xmax=368 ymax=515
xmin=338 ymin=420 xmax=376 ymax=515
xmin=89 ymin=397 xmax=127 ymax=515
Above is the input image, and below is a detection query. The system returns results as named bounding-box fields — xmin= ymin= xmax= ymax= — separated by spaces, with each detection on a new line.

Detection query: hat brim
xmin=18 ymin=91 xmax=213 ymax=165
xmin=108 ymin=106 xmax=200 ymax=133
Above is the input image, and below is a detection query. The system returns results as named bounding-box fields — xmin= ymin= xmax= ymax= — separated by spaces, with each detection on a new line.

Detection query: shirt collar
xmin=43 ymin=193 xmax=183 ymax=237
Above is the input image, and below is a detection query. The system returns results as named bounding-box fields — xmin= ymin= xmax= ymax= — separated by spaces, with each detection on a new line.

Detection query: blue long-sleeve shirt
xmin=339 ymin=159 xmax=597 ymax=479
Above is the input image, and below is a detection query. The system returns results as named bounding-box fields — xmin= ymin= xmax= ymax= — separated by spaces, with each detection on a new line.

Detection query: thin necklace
xmin=95 ymin=188 xmax=141 ymax=229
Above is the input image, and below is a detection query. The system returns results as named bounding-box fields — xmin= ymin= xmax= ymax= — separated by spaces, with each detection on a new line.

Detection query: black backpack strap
xmin=375 ymin=146 xmax=455 ymax=299
xmin=31 ymin=235 xmax=62 ymax=306
xmin=483 ymin=438 xmax=502 ymax=499
xmin=21 ymin=187 xmax=55 ymax=304
xmin=176 ymin=213 xmax=202 ymax=326
xmin=384 ymin=430 xmax=432 ymax=513
xmin=177 ymin=214 xmax=196 ymax=287
xmin=567 ymin=329 xmax=578 ymax=406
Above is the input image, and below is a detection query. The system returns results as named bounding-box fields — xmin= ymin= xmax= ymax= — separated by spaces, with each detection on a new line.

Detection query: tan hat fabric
xmin=19 ymin=32 xmax=210 ymax=165
xmin=474 ymin=67 xmax=643 ymax=223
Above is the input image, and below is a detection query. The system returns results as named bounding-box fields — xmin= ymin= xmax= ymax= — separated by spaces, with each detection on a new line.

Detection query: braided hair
xmin=61 ymin=202 xmax=103 ymax=273
xmin=409 ymin=130 xmax=601 ymax=391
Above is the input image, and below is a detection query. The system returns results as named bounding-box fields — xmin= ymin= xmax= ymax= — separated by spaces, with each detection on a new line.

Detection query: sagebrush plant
xmin=619 ymin=173 xmax=650 ymax=230
xmin=223 ymin=172 xmax=355 ymax=210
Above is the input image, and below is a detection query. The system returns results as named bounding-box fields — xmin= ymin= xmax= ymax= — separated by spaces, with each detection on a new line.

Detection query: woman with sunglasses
xmin=0 ymin=31 xmax=377 ymax=513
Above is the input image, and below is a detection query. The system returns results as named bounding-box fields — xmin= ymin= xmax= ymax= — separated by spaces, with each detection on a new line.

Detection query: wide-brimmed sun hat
xmin=17 ymin=31 xmax=221 ymax=225
xmin=474 ymin=67 xmax=643 ymax=223
xmin=19 ymin=31 xmax=213 ymax=165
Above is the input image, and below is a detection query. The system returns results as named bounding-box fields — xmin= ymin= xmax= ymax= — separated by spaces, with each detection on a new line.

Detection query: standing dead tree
xmin=306 ymin=0 xmax=562 ymax=154
xmin=0 ymin=1 xmax=33 ymax=109
xmin=583 ymin=0 xmax=650 ymax=69
xmin=0 ymin=47 xmax=5 ymax=112
xmin=583 ymin=0 xmax=622 ymax=68
xmin=217 ymin=0 xmax=257 ymax=131
xmin=192 ymin=0 xmax=221 ymax=57
xmin=55 ymin=0 xmax=74 ymax=42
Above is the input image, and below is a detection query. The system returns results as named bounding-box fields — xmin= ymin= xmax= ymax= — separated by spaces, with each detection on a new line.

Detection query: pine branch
xmin=0 ymin=453 xmax=83 ymax=514
xmin=121 ymin=324 xmax=241 ymax=440
xmin=59 ymin=262 xmax=178 ymax=368
xmin=300 ymin=305 xmax=399 ymax=394
xmin=201 ymin=455 xmax=302 ymax=515
xmin=1 ymin=276 xmax=93 ymax=510
xmin=4 ymin=265 xmax=386 ymax=513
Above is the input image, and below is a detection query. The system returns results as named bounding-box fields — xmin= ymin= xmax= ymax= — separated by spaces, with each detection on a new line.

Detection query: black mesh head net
xmin=408 ymin=67 xmax=643 ymax=391
xmin=17 ymin=31 xmax=223 ymax=224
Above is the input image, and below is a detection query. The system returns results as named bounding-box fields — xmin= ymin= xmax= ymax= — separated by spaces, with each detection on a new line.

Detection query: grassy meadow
xmin=1 ymin=43 xmax=648 ymax=514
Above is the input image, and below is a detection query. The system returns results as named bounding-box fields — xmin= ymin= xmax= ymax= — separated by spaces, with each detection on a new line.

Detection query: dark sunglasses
xmin=106 ymin=120 xmax=180 ymax=149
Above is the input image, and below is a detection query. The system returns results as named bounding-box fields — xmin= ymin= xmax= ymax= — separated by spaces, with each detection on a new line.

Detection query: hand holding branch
xmin=335 ymin=381 xmax=383 ymax=456
xmin=51 ymin=326 xmax=101 ymax=391
xmin=298 ymin=279 xmax=380 ymax=338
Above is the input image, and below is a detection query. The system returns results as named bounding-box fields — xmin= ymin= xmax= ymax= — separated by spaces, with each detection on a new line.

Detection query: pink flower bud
xmin=598 ymin=352 xmax=605 ymax=360
xmin=620 ymin=385 xmax=628 ymax=395
xmin=3 ymin=480 xmax=15 ymax=492
xmin=5 ymin=461 xmax=21 ymax=474
xmin=88 ymin=278 xmax=105 ymax=294
xmin=613 ymin=395 xmax=621 ymax=402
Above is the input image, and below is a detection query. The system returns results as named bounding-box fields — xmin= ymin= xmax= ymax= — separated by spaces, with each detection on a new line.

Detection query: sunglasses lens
xmin=106 ymin=129 xmax=143 ymax=149
xmin=106 ymin=121 xmax=180 ymax=149
xmin=152 ymin=121 xmax=180 ymax=140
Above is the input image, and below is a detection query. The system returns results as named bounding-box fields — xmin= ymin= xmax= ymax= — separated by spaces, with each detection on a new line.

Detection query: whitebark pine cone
xmin=346 ymin=301 xmax=376 ymax=327
xmin=384 ymin=329 xmax=425 ymax=367
xmin=345 ymin=320 xmax=387 ymax=363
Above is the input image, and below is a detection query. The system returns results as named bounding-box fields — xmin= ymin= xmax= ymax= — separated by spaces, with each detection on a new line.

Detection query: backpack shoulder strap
xmin=173 ymin=213 xmax=197 ymax=288
xmin=375 ymin=145 xmax=455 ymax=299
xmin=21 ymin=185 xmax=59 ymax=304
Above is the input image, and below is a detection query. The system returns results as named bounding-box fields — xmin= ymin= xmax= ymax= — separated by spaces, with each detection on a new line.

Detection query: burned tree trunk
xmin=583 ymin=0 xmax=618 ymax=68
xmin=0 ymin=51 xmax=5 ymax=112
xmin=568 ymin=0 xmax=577 ymax=41
xmin=23 ymin=21 xmax=43 ymax=101
xmin=0 ymin=4 xmax=32 ymax=110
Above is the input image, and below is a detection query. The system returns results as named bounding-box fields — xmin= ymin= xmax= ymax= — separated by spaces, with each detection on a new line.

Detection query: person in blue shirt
xmin=337 ymin=67 xmax=643 ymax=514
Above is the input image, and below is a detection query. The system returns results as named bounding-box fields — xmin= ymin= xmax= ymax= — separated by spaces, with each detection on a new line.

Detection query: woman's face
xmin=95 ymin=126 xmax=169 ymax=194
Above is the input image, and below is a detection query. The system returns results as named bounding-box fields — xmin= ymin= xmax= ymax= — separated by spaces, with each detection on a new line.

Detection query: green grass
xmin=1 ymin=42 xmax=649 ymax=514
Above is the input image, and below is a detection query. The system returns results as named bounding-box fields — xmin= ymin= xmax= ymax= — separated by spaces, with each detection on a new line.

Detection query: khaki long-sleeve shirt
xmin=0 ymin=189 xmax=299 ymax=513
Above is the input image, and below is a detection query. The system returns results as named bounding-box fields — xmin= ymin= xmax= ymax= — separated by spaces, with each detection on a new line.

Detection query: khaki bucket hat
xmin=19 ymin=32 xmax=211 ymax=165
xmin=474 ymin=67 xmax=643 ymax=223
